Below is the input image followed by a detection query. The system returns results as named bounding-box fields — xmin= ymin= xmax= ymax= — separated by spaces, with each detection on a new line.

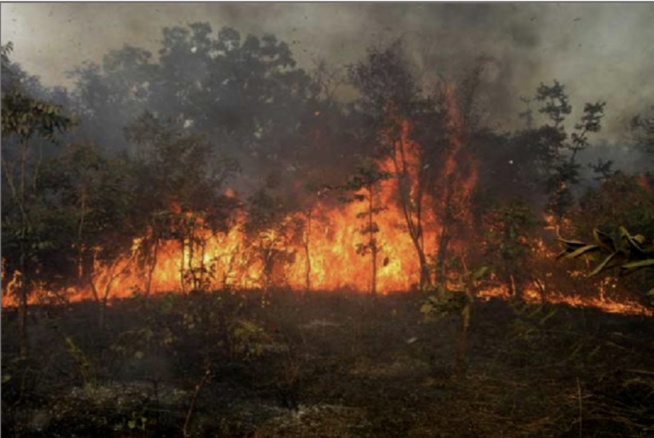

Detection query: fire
xmin=478 ymin=283 xmax=652 ymax=316
xmin=1 ymin=91 xmax=651 ymax=318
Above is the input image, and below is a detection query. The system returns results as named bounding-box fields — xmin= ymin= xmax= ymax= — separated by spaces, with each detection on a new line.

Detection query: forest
xmin=2 ymin=12 xmax=654 ymax=438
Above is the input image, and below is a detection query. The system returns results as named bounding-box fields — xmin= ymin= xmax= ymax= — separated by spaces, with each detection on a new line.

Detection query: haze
xmin=3 ymin=3 xmax=654 ymax=137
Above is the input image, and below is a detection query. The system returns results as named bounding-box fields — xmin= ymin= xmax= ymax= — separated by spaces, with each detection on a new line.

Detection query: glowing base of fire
xmin=478 ymin=285 xmax=652 ymax=316
xmin=3 ymin=275 xmax=651 ymax=317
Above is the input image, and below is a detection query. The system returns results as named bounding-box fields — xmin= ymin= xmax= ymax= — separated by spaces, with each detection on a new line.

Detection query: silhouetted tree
xmin=339 ymin=158 xmax=391 ymax=296
xmin=1 ymin=43 xmax=75 ymax=354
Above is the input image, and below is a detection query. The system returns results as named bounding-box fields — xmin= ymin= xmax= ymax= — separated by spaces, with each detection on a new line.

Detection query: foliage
xmin=574 ymin=172 xmax=654 ymax=238
xmin=244 ymin=187 xmax=303 ymax=290
xmin=1 ymin=43 xmax=76 ymax=353
xmin=631 ymin=106 xmax=654 ymax=162
xmin=70 ymin=24 xmax=315 ymax=180
xmin=420 ymin=265 xmax=490 ymax=320
xmin=534 ymin=80 xmax=606 ymax=220
xmin=349 ymin=41 xmax=450 ymax=288
xmin=481 ymin=201 xmax=539 ymax=297
xmin=558 ymin=227 xmax=654 ymax=301
xmin=338 ymin=158 xmax=391 ymax=295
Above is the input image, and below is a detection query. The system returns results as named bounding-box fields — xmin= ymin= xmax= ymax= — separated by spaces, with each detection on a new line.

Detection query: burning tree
xmin=339 ymin=158 xmax=391 ymax=296
xmin=481 ymin=201 xmax=538 ymax=299
xmin=125 ymin=112 xmax=239 ymax=295
xmin=349 ymin=42 xmax=447 ymax=290
xmin=244 ymin=185 xmax=303 ymax=292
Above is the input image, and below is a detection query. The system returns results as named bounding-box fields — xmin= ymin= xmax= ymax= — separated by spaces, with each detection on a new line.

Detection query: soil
xmin=2 ymin=290 xmax=653 ymax=437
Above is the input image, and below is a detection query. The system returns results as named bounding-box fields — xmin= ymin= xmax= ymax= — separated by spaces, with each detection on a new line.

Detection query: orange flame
xmin=1 ymin=92 xmax=650 ymax=317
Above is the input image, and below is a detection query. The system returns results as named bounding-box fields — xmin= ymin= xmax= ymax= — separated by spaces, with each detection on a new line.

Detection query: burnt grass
xmin=2 ymin=290 xmax=654 ymax=437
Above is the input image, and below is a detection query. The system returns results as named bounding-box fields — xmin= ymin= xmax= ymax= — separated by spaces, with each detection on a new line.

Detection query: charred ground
xmin=2 ymin=291 xmax=654 ymax=437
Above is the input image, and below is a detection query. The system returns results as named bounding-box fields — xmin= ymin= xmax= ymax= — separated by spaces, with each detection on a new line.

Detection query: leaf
xmin=619 ymin=227 xmax=647 ymax=257
xmin=128 ymin=420 xmax=136 ymax=429
xmin=619 ymin=258 xmax=654 ymax=275
xmin=420 ymin=303 xmax=433 ymax=315
xmin=592 ymin=229 xmax=615 ymax=253
xmin=561 ymin=244 xmax=600 ymax=259
xmin=589 ymin=251 xmax=626 ymax=276
xmin=472 ymin=266 xmax=490 ymax=280
xmin=539 ymin=309 xmax=556 ymax=325
xmin=557 ymin=237 xmax=588 ymax=249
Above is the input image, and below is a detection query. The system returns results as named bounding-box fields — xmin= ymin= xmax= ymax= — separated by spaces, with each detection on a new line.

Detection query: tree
xmin=339 ymin=159 xmax=391 ymax=296
xmin=631 ymin=106 xmax=654 ymax=163
xmin=481 ymin=201 xmax=538 ymax=298
xmin=534 ymin=81 xmax=606 ymax=221
xmin=349 ymin=42 xmax=448 ymax=289
xmin=244 ymin=185 xmax=302 ymax=292
xmin=68 ymin=45 xmax=154 ymax=151
xmin=421 ymin=260 xmax=490 ymax=378
xmin=42 ymin=143 xmax=138 ymax=327
xmin=1 ymin=43 xmax=75 ymax=355
xmin=124 ymin=112 xmax=239 ymax=295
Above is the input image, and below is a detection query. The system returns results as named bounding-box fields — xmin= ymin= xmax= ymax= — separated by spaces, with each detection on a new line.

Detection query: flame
xmin=1 ymin=92 xmax=650 ymax=317
xmin=478 ymin=283 xmax=652 ymax=316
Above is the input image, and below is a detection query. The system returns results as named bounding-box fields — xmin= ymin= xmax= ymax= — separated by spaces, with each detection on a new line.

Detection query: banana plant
xmin=557 ymin=227 xmax=654 ymax=296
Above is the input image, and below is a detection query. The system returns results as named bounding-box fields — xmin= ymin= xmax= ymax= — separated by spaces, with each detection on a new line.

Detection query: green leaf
xmin=592 ymin=229 xmax=615 ymax=253
xmin=420 ymin=303 xmax=434 ymax=315
xmin=589 ymin=251 xmax=626 ymax=276
xmin=539 ymin=309 xmax=556 ymax=325
xmin=620 ymin=258 xmax=654 ymax=275
xmin=619 ymin=227 xmax=647 ymax=256
xmin=473 ymin=266 xmax=490 ymax=280
xmin=557 ymin=237 xmax=588 ymax=249
xmin=562 ymin=244 xmax=600 ymax=259
xmin=128 ymin=420 xmax=136 ymax=429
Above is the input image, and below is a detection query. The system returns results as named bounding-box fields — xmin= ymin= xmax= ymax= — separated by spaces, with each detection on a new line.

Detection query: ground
xmin=2 ymin=290 xmax=653 ymax=437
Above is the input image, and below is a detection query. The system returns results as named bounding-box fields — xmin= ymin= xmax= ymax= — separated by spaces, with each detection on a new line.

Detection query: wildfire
xmin=1 ymin=92 xmax=651 ymax=318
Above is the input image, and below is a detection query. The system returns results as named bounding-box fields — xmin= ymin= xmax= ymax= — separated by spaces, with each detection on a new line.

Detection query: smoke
xmin=2 ymin=3 xmax=654 ymax=140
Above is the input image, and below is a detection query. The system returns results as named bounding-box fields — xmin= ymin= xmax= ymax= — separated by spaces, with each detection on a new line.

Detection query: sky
xmin=2 ymin=3 xmax=654 ymax=139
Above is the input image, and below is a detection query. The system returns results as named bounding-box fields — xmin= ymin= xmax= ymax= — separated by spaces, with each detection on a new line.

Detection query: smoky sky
xmin=2 ymin=3 xmax=654 ymax=140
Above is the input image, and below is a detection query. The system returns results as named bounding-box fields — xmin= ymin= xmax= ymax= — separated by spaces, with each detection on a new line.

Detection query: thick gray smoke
xmin=3 ymin=3 xmax=654 ymax=145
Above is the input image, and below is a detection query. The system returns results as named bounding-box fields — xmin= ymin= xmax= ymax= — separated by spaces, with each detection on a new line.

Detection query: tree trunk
xmin=179 ymin=238 xmax=186 ymax=294
xmin=391 ymin=136 xmax=431 ymax=291
xmin=368 ymin=193 xmax=377 ymax=297
xmin=455 ymin=257 xmax=475 ymax=379
xmin=304 ymin=242 xmax=311 ymax=294
xmin=18 ymin=138 xmax=30 ymax=357
xmin=416 ymin=241 xmax=430 ymax=290
xmin=303 ymin=210 xmax=312 ymax=295
xmin=144 ymin=238 xmax=159 ymax=298
xmin=436 ymin=227 xmax=450 ymax=282
xmin=455 ymin=298 xmax=471 ymax=379
xmin=98 ymin=298 xmax=107 ymax=330
xmin=18 ymin=272 xmax=29 ymax=357
xmin=371 ymin=242 xmax=377 ymax=297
